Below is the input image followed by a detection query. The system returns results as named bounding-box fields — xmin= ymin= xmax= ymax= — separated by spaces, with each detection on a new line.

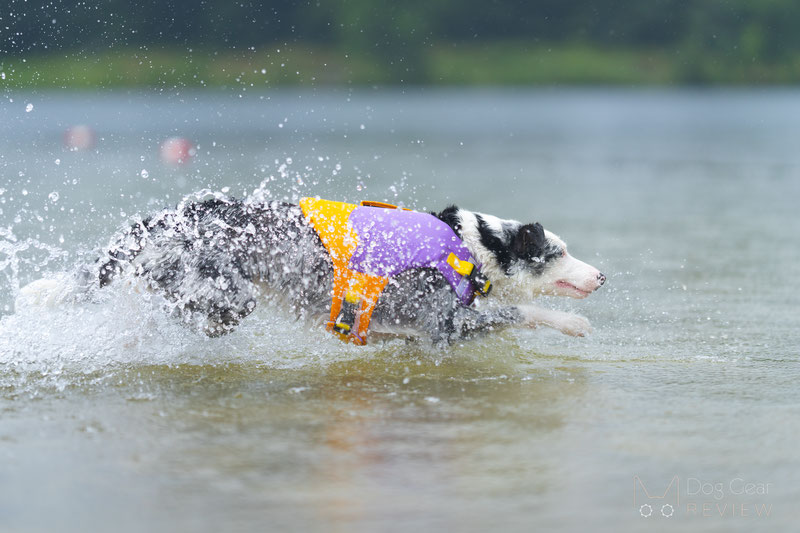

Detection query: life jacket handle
xmin=359 ymin=200 xmax=412 ymax=211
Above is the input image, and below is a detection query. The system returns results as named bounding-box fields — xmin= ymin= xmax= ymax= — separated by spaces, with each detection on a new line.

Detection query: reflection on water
xmin=1 ymin=89 xmax=799 ymax=532
xmin=2 ymin=358 xmax=591 ymax=532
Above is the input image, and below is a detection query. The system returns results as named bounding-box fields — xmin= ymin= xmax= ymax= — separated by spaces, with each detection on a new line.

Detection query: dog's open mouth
xmin=556 ymin=280 xmax=591 ymax=298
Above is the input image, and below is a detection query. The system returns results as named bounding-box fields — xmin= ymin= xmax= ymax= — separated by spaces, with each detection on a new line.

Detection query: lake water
xmin=1 ymin=88 xmax=799 ymax=532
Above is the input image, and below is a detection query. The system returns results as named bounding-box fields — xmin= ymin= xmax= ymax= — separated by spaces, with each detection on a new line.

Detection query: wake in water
xmin=0 ymin=266 xmax=519 ymax=394
xmin=1 ymin=275 xmax=374 ymax=370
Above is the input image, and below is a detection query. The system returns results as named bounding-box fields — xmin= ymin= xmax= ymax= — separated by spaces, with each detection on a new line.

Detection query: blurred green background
xmin=3 ymin=0 xmax=800 ymax=87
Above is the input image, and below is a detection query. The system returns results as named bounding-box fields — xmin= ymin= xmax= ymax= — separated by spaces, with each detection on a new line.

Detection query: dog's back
xmin=97 ymin=198 xmax=332 ymax=335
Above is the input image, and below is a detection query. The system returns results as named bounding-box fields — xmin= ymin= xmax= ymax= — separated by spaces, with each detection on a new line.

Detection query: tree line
xmin=3 ymin=0 xmax=799 ymax=84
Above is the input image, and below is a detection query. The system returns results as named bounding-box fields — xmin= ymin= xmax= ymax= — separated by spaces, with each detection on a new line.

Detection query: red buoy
xmin=160 ymin=137 xmax=195 ymax=165
xmin=64 ymin=125 xmax=96 ymax=151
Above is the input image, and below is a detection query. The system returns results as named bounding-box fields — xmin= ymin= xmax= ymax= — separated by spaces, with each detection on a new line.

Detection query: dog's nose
xmin=597 ymin=273 xmax=606 ymax=286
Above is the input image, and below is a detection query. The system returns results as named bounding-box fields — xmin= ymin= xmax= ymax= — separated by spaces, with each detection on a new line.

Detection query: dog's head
xmin=436 ymin=206 xmax=605 ymax=302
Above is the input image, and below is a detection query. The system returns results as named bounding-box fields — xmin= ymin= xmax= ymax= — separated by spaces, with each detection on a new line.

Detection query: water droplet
xmin=48 ymin=191 xmax=59 ymax=203
xmin=25 ymin=103 xmax=34 ymax=112
xmin=140 ymin=169 xmax=149 ymax=179
xmin=54 ymin=158 xmax=61 ymax=165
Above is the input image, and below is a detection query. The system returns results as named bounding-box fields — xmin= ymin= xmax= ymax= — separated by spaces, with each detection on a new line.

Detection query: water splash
xmin=0 ymin=166 xmax=428 ymax=390
xmin=0 ymin=226 xmax=68 ymax=306
xmin=0 ymin=273 xmax=422 ymax=392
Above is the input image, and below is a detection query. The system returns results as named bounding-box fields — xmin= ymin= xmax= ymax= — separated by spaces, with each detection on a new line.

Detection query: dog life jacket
xmin=300 ymin=197 xmax=492 ymax=345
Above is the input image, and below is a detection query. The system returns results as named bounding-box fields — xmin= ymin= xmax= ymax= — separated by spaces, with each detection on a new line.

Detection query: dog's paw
xmin=552 ymin=312 xmax=592 ymax=337
xmin=518 ymin=306 xmax=593 ymax=337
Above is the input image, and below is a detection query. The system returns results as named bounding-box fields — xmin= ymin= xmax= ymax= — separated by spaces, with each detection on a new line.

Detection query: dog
xmin=20 ymin=195 xmax=606 ymax=345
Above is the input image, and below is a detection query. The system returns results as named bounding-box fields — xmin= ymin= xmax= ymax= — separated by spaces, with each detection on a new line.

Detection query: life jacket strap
xmin=325 ymin=269 xmax=388 ymax=346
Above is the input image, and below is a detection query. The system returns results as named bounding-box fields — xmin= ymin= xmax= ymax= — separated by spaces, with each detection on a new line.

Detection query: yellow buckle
xmin=333 ymin=291 xmax=360 ymax=337
xmin=479 ymin=279 xmax=492 ymax=295
xmin=343 ymin=291 xmax=360 ymax=304
xmin=446 ymin=252 xmax=474 ymax=276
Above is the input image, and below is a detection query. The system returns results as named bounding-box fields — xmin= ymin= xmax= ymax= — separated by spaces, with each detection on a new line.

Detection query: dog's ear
xmin=434 ymin=205 xmax=462 ymax=236
xmin=512 ymin=223 xmax=547 ymax=259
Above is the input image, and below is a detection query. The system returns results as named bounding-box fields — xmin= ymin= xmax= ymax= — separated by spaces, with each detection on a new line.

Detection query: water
xmin=1 ymin=88 xmax=799 ymax=532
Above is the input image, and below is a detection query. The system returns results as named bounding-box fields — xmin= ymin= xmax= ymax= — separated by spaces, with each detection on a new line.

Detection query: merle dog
xmin=20 ymin=196 xmax=606 ymax=345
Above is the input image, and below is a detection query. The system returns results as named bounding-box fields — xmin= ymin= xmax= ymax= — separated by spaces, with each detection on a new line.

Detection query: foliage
xmin=3 ymin=0 xmax=800 ymax=86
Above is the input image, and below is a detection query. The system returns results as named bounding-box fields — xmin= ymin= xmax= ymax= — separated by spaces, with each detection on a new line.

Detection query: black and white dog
xmin=20 ymin=195 xmax=605 ymax=345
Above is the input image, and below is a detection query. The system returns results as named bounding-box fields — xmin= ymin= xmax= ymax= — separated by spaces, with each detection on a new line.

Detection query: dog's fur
xmin=22 ymin=196 xmax=606 ymax=345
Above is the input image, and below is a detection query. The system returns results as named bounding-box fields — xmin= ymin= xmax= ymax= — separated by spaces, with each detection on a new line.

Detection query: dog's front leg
xmin=516 ymin=304 xmax=592 ymax=337
xmin=447 ymin=305 xmax=527 ymax=343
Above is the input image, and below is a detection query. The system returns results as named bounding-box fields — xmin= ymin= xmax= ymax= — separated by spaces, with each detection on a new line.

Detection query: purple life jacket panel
xmin=347 ymin=206 xmax=482 ymax=306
